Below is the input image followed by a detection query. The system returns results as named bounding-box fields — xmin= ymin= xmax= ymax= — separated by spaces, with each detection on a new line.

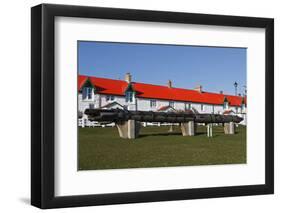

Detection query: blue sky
xmin=78 ymin=41 xmax=246 ymax=95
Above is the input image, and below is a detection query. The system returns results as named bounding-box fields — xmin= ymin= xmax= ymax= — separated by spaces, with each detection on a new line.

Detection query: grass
xmin=78 ymin=125 xmax=246 ymax=170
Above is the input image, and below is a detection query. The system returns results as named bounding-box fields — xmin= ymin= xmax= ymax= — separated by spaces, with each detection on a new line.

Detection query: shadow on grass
xmin=138 ymin=132 xmax=181 ymax=138
xmin=138 ymin=131 xmax=209 ymax=138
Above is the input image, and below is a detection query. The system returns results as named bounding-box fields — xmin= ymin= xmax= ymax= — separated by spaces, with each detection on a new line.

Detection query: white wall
xmin=0 ymin=0 xmax=279 ymax=213
xmin=81 ymin=94 xmax=242 ymax=115
xmin=100 ymin=95 xmax=127 ymax=108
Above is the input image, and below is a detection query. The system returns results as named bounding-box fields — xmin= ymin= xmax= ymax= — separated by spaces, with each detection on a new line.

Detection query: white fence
xmin=78 ymin=119 xmax=115 ymax=128
xmin=78 ymin=119 xmax=245 ymax=128
xmin=78 ymin=119 xmax=180 ymax=128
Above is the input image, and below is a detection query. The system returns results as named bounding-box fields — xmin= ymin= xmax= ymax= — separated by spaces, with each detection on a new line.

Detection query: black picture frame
xmin=31 ymin=3 xmax=274 ymax=209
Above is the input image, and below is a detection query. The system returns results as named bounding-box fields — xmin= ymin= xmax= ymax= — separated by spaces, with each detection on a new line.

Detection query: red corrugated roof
xmin=78 ymin=75 xmax=246 ymax=106
xmin=78 ymin=75 xmax=128 ymax=96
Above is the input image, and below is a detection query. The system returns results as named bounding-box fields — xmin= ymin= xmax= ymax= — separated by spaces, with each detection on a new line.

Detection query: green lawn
xmin=78 ymin=125 xmax=246 ymax=170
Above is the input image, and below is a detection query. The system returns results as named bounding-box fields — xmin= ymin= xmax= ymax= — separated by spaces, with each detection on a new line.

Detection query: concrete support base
xmin=180 ymin=121 xmax=195 ymax=136
xmin=207 ymin=124 xmax=213 ymax=137
xmin=224 ymin=122 xmax=235 ymax=134
xmin=116 ymin=120 xmax=141 ymax=139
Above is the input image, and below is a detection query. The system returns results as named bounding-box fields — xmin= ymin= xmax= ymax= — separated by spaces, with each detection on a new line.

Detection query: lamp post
xmin=243 ymin=85 xmax=247 ymax=96
xmin=234 ymin=81 xmax=238 ymax=96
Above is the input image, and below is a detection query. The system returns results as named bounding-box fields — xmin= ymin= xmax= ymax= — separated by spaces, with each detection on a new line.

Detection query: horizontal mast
xmin=84 ymin=109 xmax=243 ymax=124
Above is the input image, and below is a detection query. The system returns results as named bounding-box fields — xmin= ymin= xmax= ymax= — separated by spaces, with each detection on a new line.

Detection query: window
xmin=106 ymin=95 xmax=115 ymax=101
xmin=212 ymin=105 xmax=215 ymax=114
xmin=125 ymin=91 xmax=134 ymax=103
xmin=87 ymin=87 xmax=92 ymax=99
xmin=150 ymin=100 xmax=156 ymax=108
xmin=169 ymin=101 xmax=174 ymax=107
xmin=223 ymin=97 xmax=229 ymax=110
xmin=82 ymin=87 xmax=93 ymax=100
xmin=223 ymin=102 xmax=229 ymax=109
xmin=201 ymin=104 xmax=204 ymax=111
xmin=185 ymin=103 xmax=191 ymax=110
xmin=235 ymin=107 xmax=238 ymax=113
xmin=89 ymin=103 xmax=95 ymax=109
xmin=82 ymin=87 xmax=87 ymax=100
xmin=242 ymin=104 xmax=245 ymax=111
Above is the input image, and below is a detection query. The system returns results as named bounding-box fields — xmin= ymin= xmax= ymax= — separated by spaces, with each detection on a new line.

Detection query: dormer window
xmin=82 ymin=87 xmax=93 ymax=100
xmin=81 ymin=78 xmax=95 ymax=101
xmin=125 ymin=91 xmax=134 ymax=103
xmin=223 ymin=102 xmax=229 ymax=109
xmin=223 ymin=97 xmax=229 ymax=109
xmin=124 ymin=83 xmax=135 ymax=103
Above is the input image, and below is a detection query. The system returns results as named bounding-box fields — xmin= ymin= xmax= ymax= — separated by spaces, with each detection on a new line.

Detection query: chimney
xmin=220 ymin=90 xmax=223 ymax=94
xmin=167 ymin=80 xmax=172 ymax=88
xmin=125 ymin=73 xmax=132 ymax=83
xmin=194 ymin=85 xmax=202 ymax=93
xmin=238 ymin=93 xmax=241 ymax=96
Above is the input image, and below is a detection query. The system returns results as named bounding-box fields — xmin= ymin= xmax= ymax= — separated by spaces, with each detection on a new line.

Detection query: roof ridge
xmin=133 ymin=81 xmax=242 ymax=98
xmin=78 ymin=74 xmax=245 ymax=103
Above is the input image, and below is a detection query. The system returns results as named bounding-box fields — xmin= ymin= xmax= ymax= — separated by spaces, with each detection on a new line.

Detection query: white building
xmin=78 ymin=73 xmax=247 ymax=125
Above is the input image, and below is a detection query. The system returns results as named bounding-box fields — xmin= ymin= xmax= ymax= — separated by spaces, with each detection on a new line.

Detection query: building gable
xmin=79 ymin=77 xmax=96 ymax=92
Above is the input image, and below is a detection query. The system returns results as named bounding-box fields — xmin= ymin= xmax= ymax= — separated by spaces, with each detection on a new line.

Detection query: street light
xmin=234 ymin=81 xmax=238 ymax=96
xmin=243 ymin=85 xmax=247 ymax=96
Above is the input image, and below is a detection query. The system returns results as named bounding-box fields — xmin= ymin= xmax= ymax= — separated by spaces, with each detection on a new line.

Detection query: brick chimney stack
xmin=167 ymin=80 xmax=172 ymax=88
xmin=125 ymin=73 xmax=132 ymax=83
xmin=194 ymin=85 xmax=202 ymax=93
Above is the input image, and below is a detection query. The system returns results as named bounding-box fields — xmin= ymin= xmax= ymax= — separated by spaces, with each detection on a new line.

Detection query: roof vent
xmin=194 ymin=85 xmax=202 ymax=93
